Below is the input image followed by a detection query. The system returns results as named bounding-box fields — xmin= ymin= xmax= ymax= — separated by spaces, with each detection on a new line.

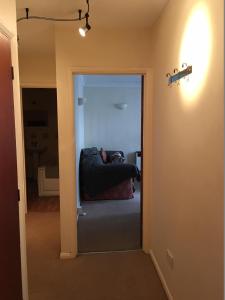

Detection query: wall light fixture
xmin=166 ymin=64 xmax=192 ymax=86
xmin=114 ymin=103 xmax=128 ymax=110
xmin=78 ymin=97 xmax=87 ymax=106
xmin=179 ymin=2 xmax=212 ymax=102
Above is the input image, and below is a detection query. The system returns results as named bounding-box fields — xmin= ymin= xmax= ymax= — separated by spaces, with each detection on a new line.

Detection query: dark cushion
xmin=82 ymin=147 xmax=98 ymax=157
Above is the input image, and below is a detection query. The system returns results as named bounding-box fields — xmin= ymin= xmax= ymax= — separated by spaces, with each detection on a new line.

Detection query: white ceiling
xmin=16 ymin=0 xmax=168 ymax=55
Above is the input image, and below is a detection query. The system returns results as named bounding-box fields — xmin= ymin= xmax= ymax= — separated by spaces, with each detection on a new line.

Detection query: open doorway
xmin=22 ymin=88 xmax=59 ymax=212
xmin=74 ymin=75 xmax=143 ymax=253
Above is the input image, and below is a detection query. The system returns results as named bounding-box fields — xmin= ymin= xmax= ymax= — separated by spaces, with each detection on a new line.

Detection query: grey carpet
xmin=78 ymin=191 xmax=141 ymax=253
xmin=26 ymin=212 xmax=167 ymax=300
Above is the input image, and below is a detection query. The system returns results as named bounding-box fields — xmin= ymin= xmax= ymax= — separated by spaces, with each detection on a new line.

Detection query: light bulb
xmin=79 ymin=27 xmax=87 ymax=37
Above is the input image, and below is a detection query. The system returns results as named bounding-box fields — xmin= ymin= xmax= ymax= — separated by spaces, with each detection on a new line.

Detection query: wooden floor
xmin=27 ymin=179 xmax=59 ymax=212
xmin=28 ymin=195 xmax=60 ymax=212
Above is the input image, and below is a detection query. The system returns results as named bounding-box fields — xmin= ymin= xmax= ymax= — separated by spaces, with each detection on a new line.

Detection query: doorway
xmin=22 ymin=88 xmax=59 ymax=212
xmin=74 ymin=74 xmax=143 ymax=253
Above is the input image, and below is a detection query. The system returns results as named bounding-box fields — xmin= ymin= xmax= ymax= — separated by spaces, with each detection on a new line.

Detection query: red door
xmin=0 ymin=32 xmax=23 ymax=299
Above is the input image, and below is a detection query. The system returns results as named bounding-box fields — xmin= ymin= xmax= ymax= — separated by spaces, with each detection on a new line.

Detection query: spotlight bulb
xmin=79 ymin=13 xmax=91 ymax=37
xmin=79 ymin=27 xmax=87 ymax=37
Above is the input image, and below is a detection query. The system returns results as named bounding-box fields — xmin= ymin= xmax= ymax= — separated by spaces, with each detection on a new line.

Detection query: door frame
xmin=20 ymin=84 xmax=57 ymax=212
xmin=0 ymin=21 xmax=29 ymax=300
xmin=59 ymin=67 xmax=153 ymax=258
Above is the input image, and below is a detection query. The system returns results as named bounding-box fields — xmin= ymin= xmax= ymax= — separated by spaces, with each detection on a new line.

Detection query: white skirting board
xmin=60 ymin=252 xmax=76 ymax=259
xmin=149 ymin=250 xmax=174 ymax=300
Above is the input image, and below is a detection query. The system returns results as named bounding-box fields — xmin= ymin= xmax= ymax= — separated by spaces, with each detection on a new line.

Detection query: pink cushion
xmin=100 ymin=148 xmax=107 ymax=163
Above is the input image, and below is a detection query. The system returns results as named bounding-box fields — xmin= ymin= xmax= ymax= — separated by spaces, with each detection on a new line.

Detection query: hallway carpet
xmin=78 ymin=192 xmax=141 ymax=253
xmin=26 ymin=212 xmax=167 ymax=300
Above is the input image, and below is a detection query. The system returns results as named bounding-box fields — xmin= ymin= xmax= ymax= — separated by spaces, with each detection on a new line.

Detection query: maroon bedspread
xmin=82 ymin=179 xmax=134 ymax=201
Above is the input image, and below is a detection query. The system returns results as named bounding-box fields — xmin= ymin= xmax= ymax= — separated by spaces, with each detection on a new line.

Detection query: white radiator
xmin=38 ymin=166 xmax=59 ymax=196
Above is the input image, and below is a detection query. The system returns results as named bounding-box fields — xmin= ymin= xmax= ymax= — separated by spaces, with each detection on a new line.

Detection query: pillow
xmin=82 ymin=147 xmax=98 ymax=157
xmin=100 ymin=148 xmax=107 ymax=163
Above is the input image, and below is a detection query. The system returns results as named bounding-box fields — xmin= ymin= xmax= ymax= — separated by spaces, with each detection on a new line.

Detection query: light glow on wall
xmin=179 ymin=3 xmax=212 ymax=103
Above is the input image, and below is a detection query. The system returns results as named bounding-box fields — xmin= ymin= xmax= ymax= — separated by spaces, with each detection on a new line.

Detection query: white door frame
xmin=59 ymin=67 xmax=153 ymax=258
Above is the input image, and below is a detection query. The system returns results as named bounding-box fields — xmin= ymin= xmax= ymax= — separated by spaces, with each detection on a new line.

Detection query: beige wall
xmin=150 ymin=0 xmax=224 ymax=299
xmin=0 ymin=0 xmax=28 ymax=299
xmin=19 ymin=53 xmax=56 ymax=87
xmin=55 ymin=25 xmax=152 ymax=256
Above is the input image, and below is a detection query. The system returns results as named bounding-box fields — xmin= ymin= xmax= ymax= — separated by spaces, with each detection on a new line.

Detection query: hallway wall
xmin=19 ymin=53 xmax=56 ymax=88
xmin=150 ymin=0 xmax=224 ymax=299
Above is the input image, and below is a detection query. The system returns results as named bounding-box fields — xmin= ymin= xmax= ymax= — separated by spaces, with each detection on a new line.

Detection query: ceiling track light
xmin=17 ymin=0 xmax=91 ymax=37
xmin=79 ymin=13 xmax=91 ymax=37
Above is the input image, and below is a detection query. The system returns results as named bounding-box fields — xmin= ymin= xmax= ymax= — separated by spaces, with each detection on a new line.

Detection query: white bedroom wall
xmin=83 ymin=75 xmax=142 ymax=164
xmin=74 ymin=75 xmax=85 ymax=208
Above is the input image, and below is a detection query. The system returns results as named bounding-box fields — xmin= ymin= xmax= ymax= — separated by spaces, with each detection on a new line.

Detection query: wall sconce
xmin=114 ymin=103 xmax=128 ymax=110
xmin=179 ymin=3 xmax=212 ymax=102
xmin=78 ymin=97 xmax=87 ymax=106
xmin=166 ymin=64 xmax=192 ymax=86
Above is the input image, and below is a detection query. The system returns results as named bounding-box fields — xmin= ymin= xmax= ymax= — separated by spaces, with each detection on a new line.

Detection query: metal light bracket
xmin=166 ymin=64 xmax=192 ymax=86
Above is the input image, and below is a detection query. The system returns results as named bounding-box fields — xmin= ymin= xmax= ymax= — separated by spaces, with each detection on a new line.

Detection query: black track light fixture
xmin=17 ymin=0 xmax=91 ymax=38
xmin=79 ymin=13 xmax=91 ymax=37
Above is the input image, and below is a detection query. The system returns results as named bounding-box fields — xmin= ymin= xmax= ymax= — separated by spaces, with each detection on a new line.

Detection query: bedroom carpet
xmin=26 ymin=212 xmax=167 ymax=300
xmin=78 ymin=191 xmax=141 ymax=253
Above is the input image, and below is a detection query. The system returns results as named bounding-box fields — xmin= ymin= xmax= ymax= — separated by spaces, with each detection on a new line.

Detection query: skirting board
xmin=149 ymin=250 xmax=174 ymax=300
xmin=60 ymin=252 xmax=76 ymax=259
